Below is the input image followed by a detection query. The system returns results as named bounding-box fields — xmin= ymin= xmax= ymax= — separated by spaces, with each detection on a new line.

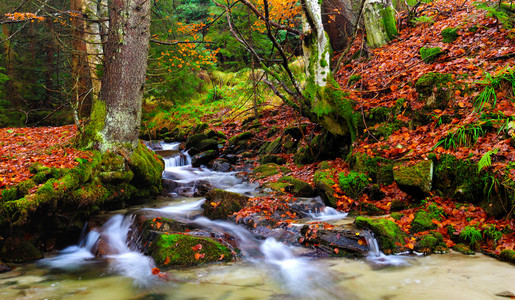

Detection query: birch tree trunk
xmin=301 ymin=0 xmax=356 ymax=139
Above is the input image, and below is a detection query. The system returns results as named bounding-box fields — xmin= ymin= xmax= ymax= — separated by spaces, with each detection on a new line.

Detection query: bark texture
xmin=363 ymin=0 xmax=398 ymax=48
xmin=94 ymin=0 xmax=151 ymax=153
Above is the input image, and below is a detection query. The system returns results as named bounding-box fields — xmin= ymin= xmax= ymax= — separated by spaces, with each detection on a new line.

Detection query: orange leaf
xmin=334 ymin=248 xmax=339 ymax=254
xmin=164 ymin=256 xmax=170 ymax=265
xmin=191 ymin=244 xmax=203 ymax=251
xmin=194 ymin=253 xmax=205 ymax=260
xmin=152 ymin=267 xmax=160 ymax=275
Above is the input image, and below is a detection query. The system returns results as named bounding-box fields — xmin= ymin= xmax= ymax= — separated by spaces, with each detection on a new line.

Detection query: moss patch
xmin=338 ymin=171 xmax=371 ymax=199
xmin=202 ymin=189 xmax=249 ymax=220
xmin=151 ymin=234 xmax=232 ymax=267
xmin=393 ymin=160 xmax=433 ymax=194
xmin=410 ymin=210 xmax=437 ymax=233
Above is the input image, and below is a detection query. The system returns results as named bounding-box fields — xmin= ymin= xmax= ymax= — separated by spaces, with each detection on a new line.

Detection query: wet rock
xmin=0 ymin=237 xmax=43 ymax=263
xmin=185 ymin=134 xmax=208 ymax=151
xmin=264 ymin=136 xmax=282 ymax=154
xmin=191 ymin=150 xmax=218 ymax=167
xmin=265 ymin=176 xmax=316 ymax=198
xmin=211 ymin=158 xmax=231 ymax=172
xmin=252 ymin=163 xmax=291 ymax=180
xmin=393 ymin=160 xmax=433 ymax=195
xmin=300 ymin=224 xmax=369 ymax=257
xmin=228 ymin=131 xmax=253 ymax=147
xmin=287 ymin=196 xmax=326 ymax=218
xmin=354 ymin=217 xmax=407 ymax=254
xmin=193 ymin=180 xmax=212 ymax=197
xmin=0 ymin=261 xmax=11 ymax=273
xmin=202 ymin=189 xmax=249 ymax=220
xmin=313 ymin=170 xmax=337 ymax=207
xmin=259 ymin=155 xmax=286 ymax=165
xmin=150 ymin=234 xmax=233 ymax=267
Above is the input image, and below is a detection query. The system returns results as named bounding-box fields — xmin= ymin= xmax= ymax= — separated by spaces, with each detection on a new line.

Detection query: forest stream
xmin=0 ymin=142 xmax=513 ymax=300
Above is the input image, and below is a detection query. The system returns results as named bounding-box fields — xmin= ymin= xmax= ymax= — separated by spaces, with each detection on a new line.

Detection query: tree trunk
xmin=84 ymin=0 xmax=151 ymax=153
xmin=363 ymin=0 xmax=398 ymax=48
xmin=300 ymin=0 xmax=356 ymax=139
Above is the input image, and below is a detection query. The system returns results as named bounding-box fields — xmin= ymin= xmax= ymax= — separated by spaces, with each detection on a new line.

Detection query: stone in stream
xmin=202 ymin=189 xmax=249 ymax=220
xmin=191 ymin=150 xmax=218 ymax=167
xmin=354 ymin=216 xmax=407 ymax=254
xmin=299 ymin=224 xmax=369 ymax=257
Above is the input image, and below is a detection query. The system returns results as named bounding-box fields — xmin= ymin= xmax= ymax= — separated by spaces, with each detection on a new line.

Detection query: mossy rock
xmin=313 ymin=170 xmax=337 ymax=207
xmin=352 ymin=153 xmax=394 ymax=185
xmin=420 ymin=46 xmax=443 ymax=63
xmin=0 ymin=237 xmax=43 ymax=263
xmin=259 ymin=155 xmax=286 ymax=165
xmin=185 ymin=133 xmax=208 ymax=150
xmin=150 ymin=234 xmax=232 ymax=267
xmin=410 ymin=211 xmax=437 ymax=233
xmin=414 ymin=231 xmax=449 ymax=254
xmin=338 ymin=171 xmax=371 ymax=199
xmin=191 ymin=150 xmax=218 ymax=168
xmin=415 ymin=72 xmax=453 ymax=110
xmin=274 ymin=176 xmax=316 ymax=197
xmin=390 ymin=199 xmax=408 ymax=212
xmin=252 ymin=163 xmax=290 ymax=180
xmin=202 ymin=189 xmax=249 ymax=220
xmin=228 ymin=131 xmax=253 ymax=147
xmin=349 ymin=202 xmax=384 ymax=216
xmin=393 ymin=160 xmax=433 ymax=195
xmin=441 ymin=27 xmax=459 ymax=43
xmin=354 ymin=217 xmax=407 ymax=254
xmin=128 ymin=143 xmax=164 ymax=195
xmin=499 ymin=249 xmax=515 ymax=264
xmin=452 ymin=243 xmax=475 ymax=255
xmin=294 ymin=146 xmax=315 ymax=165
xmin=264 ymin=136 xmax=282 ymax=154
xmin=390 ymin=212 xmax=404 ymax=220
xmin=433 ymin=155 xmax=486 ymax=203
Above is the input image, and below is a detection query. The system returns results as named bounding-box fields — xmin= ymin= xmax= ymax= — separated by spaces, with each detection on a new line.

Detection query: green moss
xmin=441 ymin=27 xmax=459 ymax=43
xmin=393 ymin=160 xmax=434 ymax=193
xmin=274 ymin=176 xmax=315 ymax=197
xmin=452 ymin=243 xmax=475 ymax=255
xmin=420 ymin=47 xmax=443 ymax=63
xmin=314 ymin=169 xmax=337 ymax=206
xmin=228 ymin=131 xmax=252 ymax=147
xmin=410 ymin=210 xmax=437 ymax=233
xmin=338 ymin=171 xmax=371 ymax=199
xmin=355 ymin=216 xmax=407 ymax=254
xmin=390 ymin=212 xmax=404 ymax=220
xmin=151 ymin=234 xmax=232 ymax=267
xmin=129 ymin=142 xmax=164 ymax=195
xmin=352 ymin=153 xmax=394 ymax=185
xmin=348 ymin=74 xmax=362 ymax=86
xmin=381 ymin=6 xmax=399 ymax=40
xmin=415 ymin=231 xmax=448 ymax=254
xmin=350 ymin=202 xmax=384 ymax=216
xmin=252 ymin=163 xmax=290 ymax=179
xmin=499 ymin=249 xmax=515 ymax=264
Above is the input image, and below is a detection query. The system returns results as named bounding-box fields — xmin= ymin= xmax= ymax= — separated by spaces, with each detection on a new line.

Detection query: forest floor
xmin=0 ymin=0 xmax=514 ymax=260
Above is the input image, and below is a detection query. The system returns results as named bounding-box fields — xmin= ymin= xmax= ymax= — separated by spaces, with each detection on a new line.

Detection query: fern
xmin=478 ymin=148 xmax=499 ymax=173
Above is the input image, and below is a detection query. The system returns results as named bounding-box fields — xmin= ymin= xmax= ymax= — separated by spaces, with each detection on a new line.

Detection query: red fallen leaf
xmin=191 ymin=244 xmax=203 ymax=251
xmin=219 ymin=254 xmax=225 ymax=260
xmin=194 ymin=253 xmax=205 ymax=260
xmin=164 ymin=256 xmax=170 ymax=265
xmin=151 ymin=267 xmax=160 ymax=275
xmin=334 ymin=248 xmax=339 ymax=254
xmin=155 ymin=221 xmax=162 ymax=229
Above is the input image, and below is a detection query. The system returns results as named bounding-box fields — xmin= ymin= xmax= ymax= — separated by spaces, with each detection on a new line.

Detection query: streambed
xmin=0 ymin=142 xmax=512 ymax=300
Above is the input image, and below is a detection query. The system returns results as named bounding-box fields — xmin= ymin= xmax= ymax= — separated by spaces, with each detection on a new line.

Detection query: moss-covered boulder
xmin=252 ymin=163 xmax=291 ymax=180
xmin=228 ymin=131 xmax=253 ymax=147
xmin=129 ymin=142 xmax=164 ymax=196
xmin=313 ymin=170 xmax=337 ymax=207
xmin=264 ymin=136 xmax=282 ymax=154
xmin=272 ymin=176 xmax=316 ymax=197
xmin=415 ymin=72 xmax=452 ymax=109
xmin=150 ymin=234 xmax=233 ymax=267
xmin=363 ymin=0 xmax=398 ymax=48
xmin=441 ymin=27 xmax=459 ymax=43
xmin=202 ymin=189 xmax=249 ymax=220
xmin=410 ymin=211 xmax=437 ymax=233
xmin=352 ymin=153 xmax=394 ymax=185
xmin=191 ymin=150 xmax=218 ymax=168
xmin=393 ymin=160 xmax=433 ymax=195
xmin=259 ymin=155 xmax=286 ymax=165
xmin=414 ymin=231 xmax=449 ymax=254
xmin=338 ymin=171 xmax=371 ymax=199
xmin=355 ymin=216 xmax=407 ymax=254
xmin=452 ymin=243 xmax=475 ymax=255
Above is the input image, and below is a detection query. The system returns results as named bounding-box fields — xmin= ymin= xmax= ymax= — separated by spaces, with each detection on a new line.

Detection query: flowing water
xmin=0 ymin=142 xmax=513 ymax=299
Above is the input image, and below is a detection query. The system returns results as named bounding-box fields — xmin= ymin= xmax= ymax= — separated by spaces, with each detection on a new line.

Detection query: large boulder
xmin=202 ymin=189 xmax=249 ymax=220
xmin=191 ymin=150 xmax=218 ymax=167
xmin=393 ymin=160 xmax=433 ymax=194
xmin=300 ymin=224 xmax=370 ymax=257
xmin=149 ymin=234 xmax=233 ymax=267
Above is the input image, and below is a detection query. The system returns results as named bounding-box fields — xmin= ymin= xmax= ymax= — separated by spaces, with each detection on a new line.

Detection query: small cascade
xmin=308 ymin=206 xmax=348 ymax=221
xmin=363 ymin=230 xmax=409 ymax=267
